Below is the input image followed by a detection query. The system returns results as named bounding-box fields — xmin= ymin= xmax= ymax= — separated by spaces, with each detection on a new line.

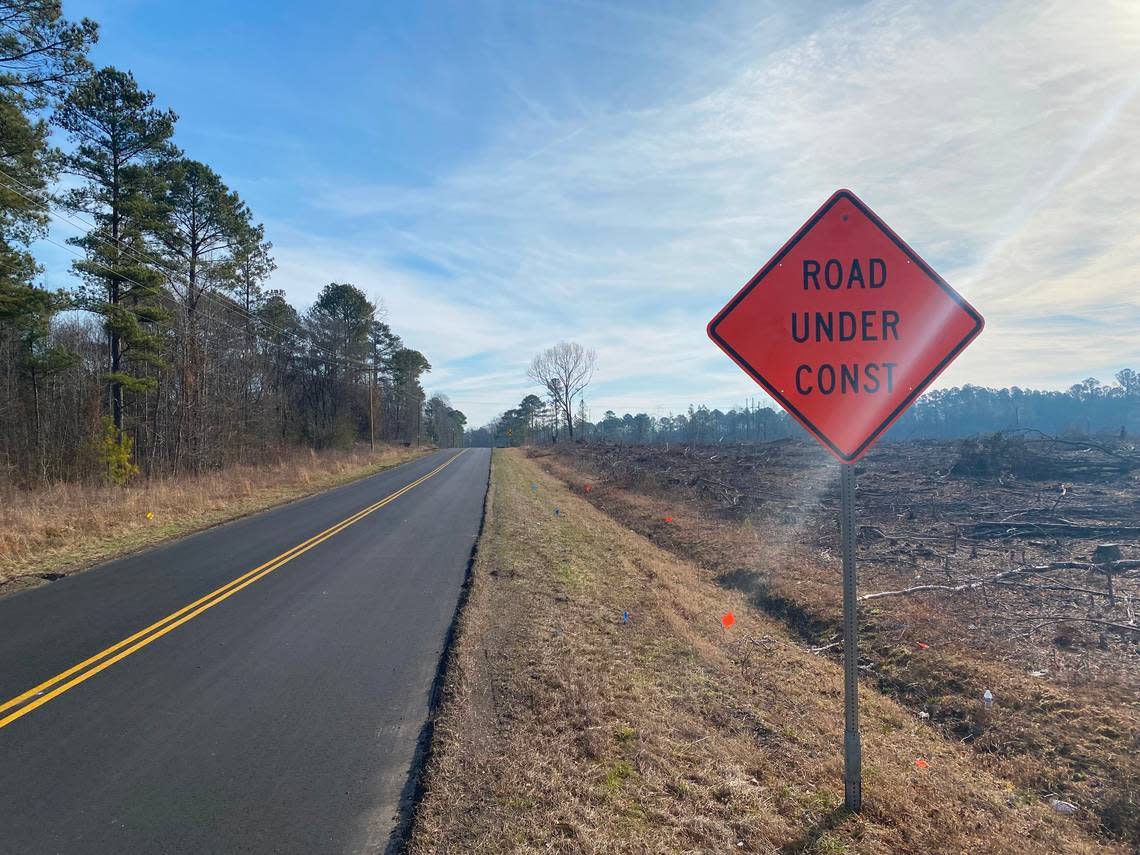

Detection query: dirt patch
xmin=530 ymin=440 xmax=1140 ymax=847
xmin=408 ymin=449 xmax=1118 ymax=854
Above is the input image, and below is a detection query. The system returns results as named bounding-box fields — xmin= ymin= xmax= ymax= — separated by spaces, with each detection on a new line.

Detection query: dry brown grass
xmin=409 ymin=449 xmax=1118 ymax=854
xmin=532 ymin=445 xmax=1140 ymax=847
xmin=0 ymin=444 xmax=429 ymax=597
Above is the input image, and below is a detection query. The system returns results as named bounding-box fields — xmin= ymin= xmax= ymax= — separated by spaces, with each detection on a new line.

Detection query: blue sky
xmin=41 ymin=0 xmax=1140 ymax=426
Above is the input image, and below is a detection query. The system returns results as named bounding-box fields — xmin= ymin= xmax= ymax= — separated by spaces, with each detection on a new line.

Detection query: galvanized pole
xmin=840 ymin=462 xmax=862 ymax=812
xmin=369 ymin=366 xmax=375 ymax=452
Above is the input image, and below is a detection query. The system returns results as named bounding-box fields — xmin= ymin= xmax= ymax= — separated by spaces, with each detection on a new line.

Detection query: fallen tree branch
xmin=860 ymin=560 xmax=1138 ymax=601
xmin=990 ymin=580 xmax=1127 ymax=599
xmin=1015 ymin=428 xmax=1139 ymax=462
xmin=862 ymin=582 xmax=980 ymax=600
xmin=809 ymin=641 xmax=841 ymax=654
xmin=987 ymin=614 xmax=1140 ymax=635
xmin=970 ymin=521 xmax=1140 ymax=538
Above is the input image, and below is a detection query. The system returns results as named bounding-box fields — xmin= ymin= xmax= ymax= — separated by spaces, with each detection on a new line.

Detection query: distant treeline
xmin=468 ymin=369 xmax=1140 ymax=447
xmin=1 ymin=3 xmax=463 ymax=485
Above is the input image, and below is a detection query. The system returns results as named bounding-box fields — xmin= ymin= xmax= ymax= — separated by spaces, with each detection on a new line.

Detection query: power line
xmin=2 ymin=167 xmax=369 ymax=369
xmin=0 ymin=168 xmax=376 ymax=371
xmin=32 ymin=231 xmax=369 ymax=372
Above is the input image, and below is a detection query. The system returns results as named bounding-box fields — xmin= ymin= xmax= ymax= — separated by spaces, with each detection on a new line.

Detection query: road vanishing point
xmin=0 ymin=448 xmax=490 ymax=854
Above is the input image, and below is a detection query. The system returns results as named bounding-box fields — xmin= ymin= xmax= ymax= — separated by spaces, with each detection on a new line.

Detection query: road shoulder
xmin=407 ymin=448 xmax=1115 ymax=854
xmin=0 ymin=445 xmax=431 ymax=599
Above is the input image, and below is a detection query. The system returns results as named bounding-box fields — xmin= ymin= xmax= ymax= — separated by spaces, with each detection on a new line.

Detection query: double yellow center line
xmin=0 ymin=451 xmax=465 ymax=731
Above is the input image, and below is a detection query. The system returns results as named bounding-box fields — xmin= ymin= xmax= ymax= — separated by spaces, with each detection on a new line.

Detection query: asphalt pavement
xmin=0 ymin=447 xmax=490 ymax=854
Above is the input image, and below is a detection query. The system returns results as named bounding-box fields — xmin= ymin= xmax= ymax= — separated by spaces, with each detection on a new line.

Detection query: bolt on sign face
xmin=708 ymin=189 xmax=983 ymax=463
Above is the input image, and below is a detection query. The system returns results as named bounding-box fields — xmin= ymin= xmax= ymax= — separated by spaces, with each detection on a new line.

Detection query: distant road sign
xmin=708 ymin=189 xmax=983 ymax=462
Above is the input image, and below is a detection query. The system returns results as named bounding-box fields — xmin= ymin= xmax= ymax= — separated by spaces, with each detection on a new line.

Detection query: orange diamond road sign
xmin=708 ymin=189 xmax=983 ymax=463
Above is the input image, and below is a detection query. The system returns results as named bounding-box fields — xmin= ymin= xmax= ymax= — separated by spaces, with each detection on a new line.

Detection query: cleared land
xmin=409 ymin=448 xmax=1120 ymax=854
xmin=529 ymin=437 xmax=1139 ymax=849
xmin=0 ymin=443 xmax=428 ymax=598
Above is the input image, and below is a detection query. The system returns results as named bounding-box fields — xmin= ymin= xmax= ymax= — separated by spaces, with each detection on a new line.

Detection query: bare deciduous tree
xmin=528 ymin=341 xmax=596 ymax=441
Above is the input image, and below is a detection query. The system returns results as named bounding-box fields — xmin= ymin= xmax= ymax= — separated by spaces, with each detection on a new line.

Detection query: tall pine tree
xmin=150 ymin=158 xmax=259 ymax=470
xmin=54 ymin=67 xmax=177 ymax=437
xmin=1 ymin=0 xmax=95 ymax=481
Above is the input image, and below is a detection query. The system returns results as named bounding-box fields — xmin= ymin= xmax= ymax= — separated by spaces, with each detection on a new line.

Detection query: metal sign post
xmin=706 ymin=188 xmax=984 ymax=811
xmin=839 ymin=462 xmax=861 ymax=811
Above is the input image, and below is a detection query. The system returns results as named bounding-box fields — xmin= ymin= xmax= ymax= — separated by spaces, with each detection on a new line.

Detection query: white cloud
xmin=268 ymin=0 xmax=1140 ymax=425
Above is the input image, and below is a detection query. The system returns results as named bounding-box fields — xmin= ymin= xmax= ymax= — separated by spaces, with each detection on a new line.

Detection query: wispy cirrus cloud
xmin=266 ymin=0 xmax=1140 ymax=425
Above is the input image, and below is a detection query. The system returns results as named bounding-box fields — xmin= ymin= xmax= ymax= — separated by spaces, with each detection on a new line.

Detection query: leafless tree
xmin=528 ymin=341 xmax=596 ymax=441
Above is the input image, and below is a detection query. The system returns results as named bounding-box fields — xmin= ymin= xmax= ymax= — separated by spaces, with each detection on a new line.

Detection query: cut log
xmin=970 ymin=521 xmax=1140 ymax=538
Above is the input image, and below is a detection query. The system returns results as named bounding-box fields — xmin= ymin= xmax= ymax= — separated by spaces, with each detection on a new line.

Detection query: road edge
xmin=384 ymin=448 xmax=494 ymax=854
xmin=0 ymin=447 xmax=438 ymax=602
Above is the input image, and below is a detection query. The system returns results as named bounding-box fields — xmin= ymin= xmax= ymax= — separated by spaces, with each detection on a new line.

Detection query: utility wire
xmin=23 ymin=175 xmax=371 ymax=370
xmin=0 ymin=167 xmax=307 ymax=353
xmin=0 ymin=168 xmax=376 ymax=371
xmin=32 ymin=230 xmax=370 ymax=372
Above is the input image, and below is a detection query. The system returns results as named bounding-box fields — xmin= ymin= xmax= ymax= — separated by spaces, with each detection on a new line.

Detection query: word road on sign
xmin=707 ymin=188 xmax=983 ymax=463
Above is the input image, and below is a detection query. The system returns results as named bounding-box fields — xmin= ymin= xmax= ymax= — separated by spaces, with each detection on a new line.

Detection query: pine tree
xmin=150 ymin=158 xmax=258 ymax=469
xmin=303 ymin=283 xmax=376 ymax=446
xmin=0 ymin=0 xmax=98 ymax=107
xmin=0 ymin=88 xmax=51 ymax=315
xmin=0 ymin=1 xmax=95 ymax=481
xmin=54 ymin=67 xmax=177 ymax=437
xmin=229 ymin=227 xmax=275 ymax=453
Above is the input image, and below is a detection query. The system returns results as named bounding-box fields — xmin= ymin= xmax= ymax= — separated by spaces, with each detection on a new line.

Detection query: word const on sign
xmin=794 ymin=257 xmax=900 ymax=396
xmin=707 ymin=187 xmax=984 ymax=464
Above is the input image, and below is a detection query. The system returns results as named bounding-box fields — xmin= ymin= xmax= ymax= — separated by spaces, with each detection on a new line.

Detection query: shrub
xmin=96 ymin=417 xmax=139 ymax=485
xmin=953 ymin=432 xmax=1029 ymax=477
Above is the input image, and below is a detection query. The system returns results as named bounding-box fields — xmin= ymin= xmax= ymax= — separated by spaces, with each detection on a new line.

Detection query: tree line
xmin=468 ymin=359 xmax=1140 ymax=447
xmin=1 ymin=2 xmax=464 ymax=485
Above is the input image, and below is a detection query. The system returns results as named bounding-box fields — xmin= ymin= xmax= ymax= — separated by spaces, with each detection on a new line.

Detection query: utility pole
xmin=369 ymin=364 xmax=375 ymax=451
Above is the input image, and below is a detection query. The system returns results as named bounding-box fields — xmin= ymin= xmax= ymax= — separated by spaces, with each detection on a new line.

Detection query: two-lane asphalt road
xmin=0 ymin=448 xmax=490 ymax=854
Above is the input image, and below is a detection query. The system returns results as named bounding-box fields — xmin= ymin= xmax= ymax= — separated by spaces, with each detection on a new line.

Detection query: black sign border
xmin=707 ymin=188 xmax=985 ymax=463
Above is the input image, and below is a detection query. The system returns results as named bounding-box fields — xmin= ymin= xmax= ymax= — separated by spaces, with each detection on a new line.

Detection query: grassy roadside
xmin=534 ymin=447 xmax=1139 ymax=846
xmin=409 ymin=449 xmax=1115 ymax=854
xmin=0 ymin=444 xmax=430 ymax=598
